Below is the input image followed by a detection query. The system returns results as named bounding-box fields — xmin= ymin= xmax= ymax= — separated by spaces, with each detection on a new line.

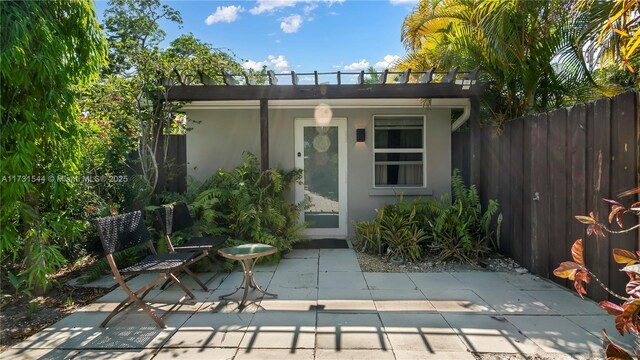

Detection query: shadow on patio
xmin=3 ymin=248 xmax=633 ymax=359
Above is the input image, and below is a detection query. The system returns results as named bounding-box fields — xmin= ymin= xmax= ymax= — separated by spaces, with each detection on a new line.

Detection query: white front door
xmin=294 ymin=118 xmax=347 ymax=238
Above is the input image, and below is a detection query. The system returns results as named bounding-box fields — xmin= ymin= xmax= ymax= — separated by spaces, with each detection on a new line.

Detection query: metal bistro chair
xmin=155 ymin=202 xmax=228 ymax=290
xmin=95 ymin=210 xmax=200 ymax=328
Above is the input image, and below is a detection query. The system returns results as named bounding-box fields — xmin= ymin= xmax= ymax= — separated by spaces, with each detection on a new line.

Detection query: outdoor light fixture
xmin=356 ymin=128 xmax=366 ymax=142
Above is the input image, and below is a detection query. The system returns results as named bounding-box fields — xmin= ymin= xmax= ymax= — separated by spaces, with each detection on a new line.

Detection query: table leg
xmin=218 ymin=256 xmax=278 ymax=308
xmin=249 ymin=274 xmax=278 ymax=298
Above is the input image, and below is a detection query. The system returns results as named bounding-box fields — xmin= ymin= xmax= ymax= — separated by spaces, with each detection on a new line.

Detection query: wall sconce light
xmin=356 ymin=128 xmax=366 ymax=142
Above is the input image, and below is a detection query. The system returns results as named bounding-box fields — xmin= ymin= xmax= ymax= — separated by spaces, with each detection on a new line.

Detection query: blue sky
xmin=94 ymin=0 xmax=419 ymax=78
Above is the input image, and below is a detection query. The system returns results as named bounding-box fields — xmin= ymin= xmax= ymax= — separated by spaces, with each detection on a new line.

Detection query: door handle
xmin=297 ymin=152 xmax=302 ymax=157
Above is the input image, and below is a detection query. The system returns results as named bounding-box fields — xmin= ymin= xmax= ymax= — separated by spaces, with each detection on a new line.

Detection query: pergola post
xmin=260 ymin=99 xmax=269 ymax=172
xmin=469 ymin=95 xmax=481 ymax=186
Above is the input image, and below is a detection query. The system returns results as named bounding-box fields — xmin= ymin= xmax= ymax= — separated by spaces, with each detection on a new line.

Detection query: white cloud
xmin=374 ymin=54 xmax=401 ymax=69
xmin=205 ymin=5 xmax=244 ymax=25
xmin=343 ymin=59 xmax=370 ymax=71
xmin=275 ymin=39 xmax=281 ymax=44
xmin=280 ymin=14 xmax=303 ymax=33
xmin=250 ymin=0 xmax=298 ymax=15
xmin=303 ymin=3 xmax=318 ymax=15
xmin=250 ymin=0 xmax=344 ymax=15
xmin=243 ymin=55 xmax=290 ymax=72
xmin=389 ymin=0 xmax=419 ymax=5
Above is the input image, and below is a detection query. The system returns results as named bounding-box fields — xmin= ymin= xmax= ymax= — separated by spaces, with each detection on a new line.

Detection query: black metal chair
xmin=155 ymin=202 xmax=228 ymax=290
xmin=94 ymin=210 xmax=201 ymax=328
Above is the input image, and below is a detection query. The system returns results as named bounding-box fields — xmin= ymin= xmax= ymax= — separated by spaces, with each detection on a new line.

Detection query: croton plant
xmin=554 ymin=187 xmax=640 ymax=359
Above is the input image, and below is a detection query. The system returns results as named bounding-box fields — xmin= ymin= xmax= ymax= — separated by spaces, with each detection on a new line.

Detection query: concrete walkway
xmin=3 ymin=248 xmax=635 ymax=359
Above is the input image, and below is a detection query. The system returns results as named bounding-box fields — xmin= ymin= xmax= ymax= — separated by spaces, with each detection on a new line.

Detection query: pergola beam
xmin=165 ymin=83 xmax=482 ymax=102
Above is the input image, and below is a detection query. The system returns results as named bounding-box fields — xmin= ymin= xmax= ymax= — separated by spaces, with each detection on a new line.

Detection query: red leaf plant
xmin=555 ymin=187 xmax=640 ymax=358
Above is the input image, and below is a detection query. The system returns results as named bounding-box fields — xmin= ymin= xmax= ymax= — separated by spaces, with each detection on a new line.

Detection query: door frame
xmin=294 ymin=117 xmax=348 ymax=238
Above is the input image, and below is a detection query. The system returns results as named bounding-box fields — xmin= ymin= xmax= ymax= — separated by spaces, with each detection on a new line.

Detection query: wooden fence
xmin=452 ymin=91 xmax=639 ymax=301
xmin=165 ymin=134 xmax=187 ymax=193
xmin=128 ymin=134 xmax=187 ymax=194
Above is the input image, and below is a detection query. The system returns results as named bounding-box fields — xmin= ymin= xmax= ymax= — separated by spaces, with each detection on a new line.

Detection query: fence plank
xmin=566 ymin=103 xmax=587 ymax=289
xmin=523 ymin=116 xmax=535 ymax=270
xmin=497 ymin=125 xmax=511 ymax=257
xmin=452 ymin=131 xmax=471 ymax=185
xmin=609 ymin=91 xmax=639 ymax=298
xmin=488 ymin=128 xmax=501 ymax=214
xmin=586 ymin=98 xmax=611 ymax=301
xmin=547 ymin=108 xmax=568 ymax=286
xmin=509 ymin=119 xmax=525 ymax=266
xmin=480 ymin=127 xmax=492 ymax=209
xmin=531 ymin=113 xmax=550 ymax=277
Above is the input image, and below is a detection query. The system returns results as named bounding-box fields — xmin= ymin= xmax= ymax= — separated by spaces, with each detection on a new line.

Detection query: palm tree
xmin=398 ymin=0 xmax=611 ymax=124
xmin=571 ymin=0 xmax=639 ymax=88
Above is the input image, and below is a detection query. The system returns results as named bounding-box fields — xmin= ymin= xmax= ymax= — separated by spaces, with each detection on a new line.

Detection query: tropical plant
xmin=354 ymin=170 xmax=499 ymax=263
xmin=424 ymin=169 xmax=499 ymax=263
xmin=188 ymin=153 xmax=307 ymax=254
xmin=398 ymin=0 xmax=630 ymax=124
xmin=379 ymin=208 xmax=427 ymax=262
xmin=573 ymin=0 xmax=640 ymax=77
xmin=0 ymin=0 xmax=107 ymax=294
xmin=554 ymin=187 xmax=640 ymax=358
xmin=354 ymin=219 xmax=383 ymax=256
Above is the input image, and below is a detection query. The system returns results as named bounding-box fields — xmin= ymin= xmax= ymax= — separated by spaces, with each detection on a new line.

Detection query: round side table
xmin=217 ymin=243 xmax=278 ymax=309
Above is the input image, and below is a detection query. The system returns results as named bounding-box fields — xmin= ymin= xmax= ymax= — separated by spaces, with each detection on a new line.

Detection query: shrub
xmin=554 ymin=187 xmax=640 ymax=357
xmin=424 ymin=170 xmax=500 ymax=263
xmin=189 ymin=152 xmax=307 ymax=253
xmin=354 ymin=203 xmax=428 ymax=262
xmin=353 ymin=169 xmax=500 ymax=264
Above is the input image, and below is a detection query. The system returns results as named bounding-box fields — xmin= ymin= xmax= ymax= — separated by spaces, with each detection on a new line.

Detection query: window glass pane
xmin=374 ymin=152 xmax=423 ymax=186
xmin=374 ymin=116 xmax=423 ymax=149
xmin=375 ymin=116 xmax=423 ymax=127
xmin=375 ymin=165 xmax=424 ymax=186
xmin=303 ymin=126 xmax=339 ymax=228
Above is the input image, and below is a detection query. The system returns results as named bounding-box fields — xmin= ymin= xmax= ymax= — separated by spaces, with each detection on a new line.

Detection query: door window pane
xmin=304 ymin=126 xmax=339 ymax=228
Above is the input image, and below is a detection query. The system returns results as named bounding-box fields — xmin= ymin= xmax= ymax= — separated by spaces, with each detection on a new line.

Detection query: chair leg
xmin=167 ymin=273 xmax=196 ymax=299
xmin=108 ymin=280 xmax=158 ymax=317
xmin=181 ymin=266 xmax=208 ymax=291
xmin=102 ymin=275 xmax=166 ymax=328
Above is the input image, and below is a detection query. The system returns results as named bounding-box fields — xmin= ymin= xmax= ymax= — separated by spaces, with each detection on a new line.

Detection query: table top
xmin=218 ymin=243 xmax=277 ymax=260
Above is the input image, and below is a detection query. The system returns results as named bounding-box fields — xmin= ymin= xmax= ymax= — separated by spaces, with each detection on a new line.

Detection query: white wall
xmin=185 ymin=104 xmax=452 ymax=236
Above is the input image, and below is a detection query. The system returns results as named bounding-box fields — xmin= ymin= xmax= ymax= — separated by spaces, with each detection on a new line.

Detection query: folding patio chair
xmin=155 ymin=202 xmax=228 ymax=290
xmin=95 ymin=210 xmax=201 ymax=328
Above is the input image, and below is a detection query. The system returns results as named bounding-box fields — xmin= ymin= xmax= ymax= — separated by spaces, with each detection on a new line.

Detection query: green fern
xmin=425 ymin=169 xmax=501 ymax=263
xmin=187 ymin=152 xmax=305 ymax=253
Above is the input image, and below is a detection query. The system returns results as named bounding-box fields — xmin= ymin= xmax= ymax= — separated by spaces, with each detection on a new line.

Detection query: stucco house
xmin=166 ymin=69 xmax=481 ymax=239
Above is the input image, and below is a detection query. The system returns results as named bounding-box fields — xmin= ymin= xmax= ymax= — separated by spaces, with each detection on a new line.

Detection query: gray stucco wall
xmin=185 ymin=105 xmax=452 ymax=236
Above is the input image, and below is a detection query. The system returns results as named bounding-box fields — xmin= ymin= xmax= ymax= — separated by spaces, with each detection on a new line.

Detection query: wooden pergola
xmin=165 ymin=67 xmax=484 ymax=181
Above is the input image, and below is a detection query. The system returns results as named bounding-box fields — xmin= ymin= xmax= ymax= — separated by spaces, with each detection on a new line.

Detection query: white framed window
xmin=373 ymin=115 xmax=426 ymax=188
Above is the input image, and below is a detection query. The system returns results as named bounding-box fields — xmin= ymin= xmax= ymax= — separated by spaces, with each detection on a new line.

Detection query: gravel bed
xmin=356 ymin=251 xmax=526 ymax=273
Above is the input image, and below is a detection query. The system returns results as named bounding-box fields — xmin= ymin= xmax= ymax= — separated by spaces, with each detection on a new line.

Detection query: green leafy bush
xmin=189 ymin=152 xmax=307 ymax=253
xmin=424 ymin=169 xmax=500 ymax=263
xmin=353 ymin=169 xmax=500 ymax=264
xmin=353 ymin=205 xmax=427 ymax=262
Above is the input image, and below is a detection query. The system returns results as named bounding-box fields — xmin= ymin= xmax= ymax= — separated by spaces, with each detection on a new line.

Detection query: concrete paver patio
xmin=3 ymin=248 xmax=635 ymax=359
